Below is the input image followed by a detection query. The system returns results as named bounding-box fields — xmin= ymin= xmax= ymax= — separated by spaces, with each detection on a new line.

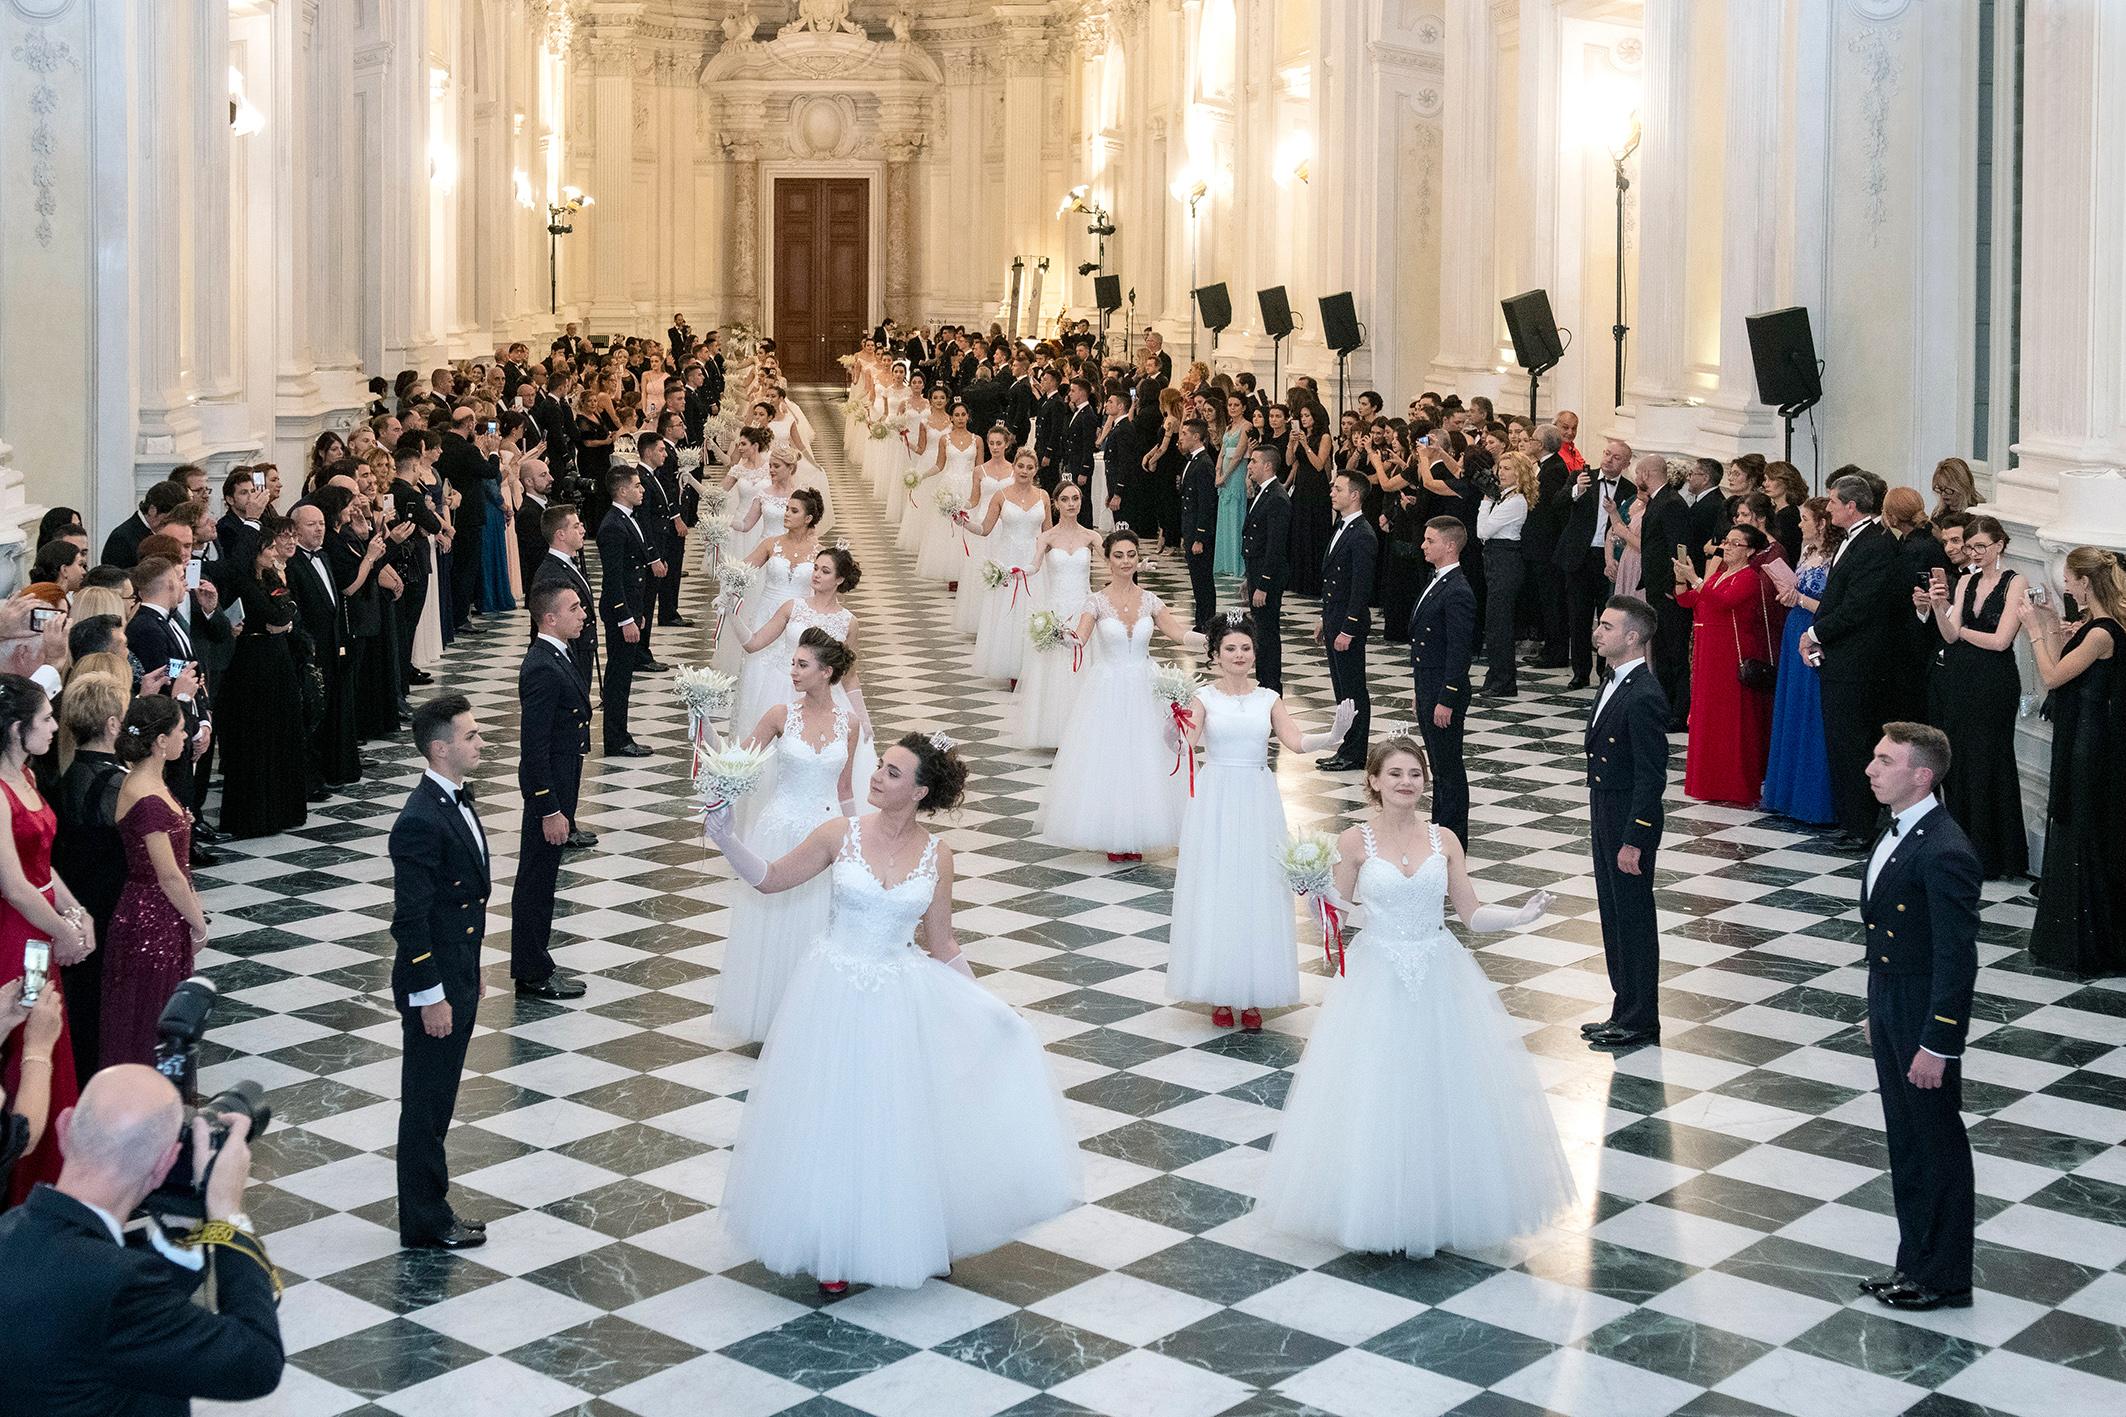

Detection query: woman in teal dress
xmin=1213 ymin=390 xmax=1253 ymax=578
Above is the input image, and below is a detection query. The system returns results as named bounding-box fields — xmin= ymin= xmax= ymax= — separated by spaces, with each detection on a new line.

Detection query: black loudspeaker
xmin=1500 ymin=289 xmax=1564 ymax=372
xmin=1319 ymin=292 xmax=1361 ymax=354
xmin=1195 ymin=283 xmax=1232 ymax=332
xmin=1258 ymin=286 xmax=1294 ymax=339
xmin=1094 ymin=275 xmax=1123 ymax=312
xmin=1745 ymin=306 xmax=1823 ymax=410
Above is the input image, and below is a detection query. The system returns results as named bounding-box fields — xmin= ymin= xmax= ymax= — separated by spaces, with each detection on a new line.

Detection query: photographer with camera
xmin=0 ymin=1062 xmax=283 ymax=1412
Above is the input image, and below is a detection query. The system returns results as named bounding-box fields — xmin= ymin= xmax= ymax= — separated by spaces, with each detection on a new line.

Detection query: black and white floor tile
xmin=196 ymin=396 xmax=2126 ymax=1417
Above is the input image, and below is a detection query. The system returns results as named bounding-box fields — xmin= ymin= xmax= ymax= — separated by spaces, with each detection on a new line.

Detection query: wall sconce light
xmin=1274 ymin=131 xmax=1313 ymax=189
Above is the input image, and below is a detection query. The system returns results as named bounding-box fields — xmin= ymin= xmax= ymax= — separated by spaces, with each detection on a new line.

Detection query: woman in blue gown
xmin=1213 ymin=391 xmax=1251 ymax=578
xmin=478 ymin=475 xmax=515 ymax=613
xmin=1761 ymin=499 xmax=1836 ymax=824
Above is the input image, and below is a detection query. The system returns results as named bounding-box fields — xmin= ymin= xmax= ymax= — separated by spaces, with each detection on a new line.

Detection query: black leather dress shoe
xmin=189 ymin=844 xmax=224 ymax=870
xmin=450 ymin=1214 xmax=487 ymax=1233
xmin=565 ymin=830 xmax=599 ymax=850
xmin=658 ymin=616 xmax=696 ymax=628
xmin=1876 ymin=1283 xmax=1972 ymax=1311
xmin=407 ymin=669 xmax=435 ymax=686
xmin=606 ymin=743 xmax=653 ymax=759
xmin=1579 ymin=1018 xmax=1618 ymax=1037
xmin=1858 ymin=1270 xmax=1908 ymax=1296
xmin=1316 ymin=756 xmax=1362 ymax=772
xmin=308 ymin=786 xmax=332 ymax=803
xmin=192 ymin=824 xmax=227 ymax=845
xmin=641 ymin=659 xmax=671 ymax=674
xmin=1565 ymin=676 xmax=1590 ymax=691
xmin=516 ymin=973 xmax=588 ymax=1000
xmin=1588 ymin=1025 xmax=1660 ymax=1049
xmin=405 ymin=1223 xmax=486 ymax=1250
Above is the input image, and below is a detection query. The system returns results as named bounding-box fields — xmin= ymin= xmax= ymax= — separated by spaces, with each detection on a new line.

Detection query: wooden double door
xmin=772 ymin=178 xmax=869 ymax=383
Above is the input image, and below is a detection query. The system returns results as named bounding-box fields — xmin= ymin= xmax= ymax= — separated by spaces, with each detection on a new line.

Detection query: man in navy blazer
xmin=1408 ymin=517 xmax=1478 ymax=844
xmin=1241 ymin=446 xmax=1292 ymax=692
xmin=1583 ymin=597 xmax=1671 ymax=1049
xmin=1317 ymin=470 xmax=1378 ymax=770
xmin=597 ymin=467 xmax=660 ymax=758
xmin=510 ymin=584 xmax=593 ymax=1001
xmin=1177 ymin=419 xmax=1220 ymax=632
xmin=390 ymin=695 xmax=494 ymax=1250
xmin=1855 ymin=723 xmax=1981 ymax=1312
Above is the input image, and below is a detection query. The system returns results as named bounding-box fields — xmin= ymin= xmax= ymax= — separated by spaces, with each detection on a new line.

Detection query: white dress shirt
xmin=1325 ymin=512 xmax=1362 ymax=558
xmin=1411 ymin=560 xmax=1458 ymax=613
xmin=1477 ymin=492 xmax=1527 ymax=543
xmin=1592 ymin=656 xmax=1646 ymax=724
xmin=1865 ymin=793 xmax=1954 ymax=1058
xmin=1832 ymin=516 xmax=1878 ymax=566
xmin=405 ymin=768 xmax=484 ymax=1011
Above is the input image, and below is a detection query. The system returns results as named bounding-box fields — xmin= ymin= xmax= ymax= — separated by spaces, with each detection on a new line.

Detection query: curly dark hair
xmin=893 ymin=732 xmax=968 ymax=813
xmin=817 ymin=545 xmax=861 ymax=592
xmin=116 ymin=693 xmax=184 ymax=767
xmin=796 ymin=626 xmax=855 ymax=684
xmin=786 ymin=486 xmax=826 ymax=529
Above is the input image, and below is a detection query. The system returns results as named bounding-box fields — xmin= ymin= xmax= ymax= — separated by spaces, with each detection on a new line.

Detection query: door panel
xmin=773 ymin=178 xmax=869 ymax=383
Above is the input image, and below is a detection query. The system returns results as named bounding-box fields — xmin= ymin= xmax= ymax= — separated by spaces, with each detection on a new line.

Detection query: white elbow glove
xmin=938 ymin=951 xmax=976 ymax=980
xmin=843 ymin=686 xmax=873 ymax=737
xmin=1299 ymin=699 xmax=1357 ymax=753
xmin=1467 ymin=890 xmax=1552 ymax=934
xmin=704 ymin=805 xmax=769 ymax=887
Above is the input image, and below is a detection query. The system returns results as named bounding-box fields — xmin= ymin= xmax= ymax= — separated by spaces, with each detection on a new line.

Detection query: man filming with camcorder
xmin=0 ymin=979 xmax=283 ymax=1414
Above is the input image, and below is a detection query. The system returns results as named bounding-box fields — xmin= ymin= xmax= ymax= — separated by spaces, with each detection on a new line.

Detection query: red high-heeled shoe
xmin=1240 ymin=1009 xmax=1263 ymax=1032
xmin=1107 ymin=851 xmax=1143 ymax=863
xmin=1211 ymin=1007 xmax=1235 ymax=1028
xmin=819 ymin=1280 xmax=848 ymax=1296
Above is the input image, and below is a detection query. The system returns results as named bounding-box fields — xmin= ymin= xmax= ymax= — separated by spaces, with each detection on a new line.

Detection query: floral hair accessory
xmin=928 ymin=731 xmax=956 ymax=753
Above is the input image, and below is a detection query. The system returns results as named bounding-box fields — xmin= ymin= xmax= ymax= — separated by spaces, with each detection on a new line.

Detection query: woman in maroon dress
xmin=99 ymin=696 xmax=209 ymax=1069
xmin=1674 ymin=525 xmax=1777 ymax=807
xmin=0 ymin=674 xmax=94 ymax=1205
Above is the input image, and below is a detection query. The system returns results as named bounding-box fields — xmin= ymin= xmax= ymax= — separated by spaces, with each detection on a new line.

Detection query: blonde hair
xmin=56 ymin=669 xmax=130 ymax=773
xmin=1496 ymin=451 xmax=1540 ymax=503
xmin=1362 ymin=735 xmax=1432 ymax=805
xmin=2065 ymin=546 xmax=2126 ymax=623
xmin=1931 ymin=457 xmax=1978 ymax=516
xmin=73 ymin=586 xmax=129 ymax=625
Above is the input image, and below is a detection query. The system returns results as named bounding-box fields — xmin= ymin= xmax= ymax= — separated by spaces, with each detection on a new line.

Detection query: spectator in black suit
xmin=1801 ymin=474 xmax=1909 ymax=844
xmin=700 ymin=330 xmax=726 ymax=411
xmin=511 ymin=584 xmax=592 ymax=1002
xmin=639 ymin=430 xmax=693 ymax=629
xmin=516 ymin=456 xmax=554 ymax=571
xmin=1408 ymin=518 xmax=1478 ymax=844
xmin=0 ymin=1065 xmax=283 ymax=1412
xmin=1034 ymin=370 xmax=1069 ymax=488
xmin=1633 ymin=454 xmax=1696 ymax=729
xmin=1241 ymin=446 xmax=1291 ymax=693
xmin=1553 ymin=437 xmax=1632 ymax=689
xmin=1176 ymin=420 xmax=1219 ymax=633
xmin=213 ymin=466 xmax=271 ymax=600
xmin=1004 ymin=353 xmax=1039 ymax=449
xmin=437 ymin=405 xmax=500 ymax=633
xmin=390 ymin=696 xmax=493 ymax=1251
xmin=1685 ymin=457 xmax=1729 ymax=560
xmin=1317 ymin=470 xmax=1378 ymax=771
xmin=99 ymin=481 xmax=192 ymax=571
xmin=1096 ymin=388 xmax=1141 ymax=527
xmin=1144 ymin=329 xmax=1174 ymax=383
xmin=1584 ymin=597 xmax=1671 ymax=1049
xmin=597 ymin=468 xmax=657 ymax=758
xmin=287 ymin=503 xmax=358 ymax=792
xmin=1059 ymin=378 xmax=1099 ymax=523
xmin=1523 ymin=426 xmax=1572 ymax=667
xmin=531 ymin=504 xmax=598 ymax=697
xmin=1856 ymin=722 xmax=1981 ymax=1312
xmin=388 ymin=440 xmax=443 ymax=691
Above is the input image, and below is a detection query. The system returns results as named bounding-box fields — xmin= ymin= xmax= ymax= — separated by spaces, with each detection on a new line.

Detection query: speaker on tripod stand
xmin=1499 ymin=289 xmax=1565 ymax=421
xmin=1319 ymin=293 xmax=1363 ymax=411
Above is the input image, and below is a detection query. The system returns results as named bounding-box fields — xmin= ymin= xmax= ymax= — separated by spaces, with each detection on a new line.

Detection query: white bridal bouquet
xmin=902 ymin=468 xmax=922 ymax=491
xmin=674 ymin=665 xmax=736 ymax=722
xmin=980 ymin=560 xmax=1007 ymax=589
xmin=1278 ymin=828 xmax=1350 ymax=974
xmin=699 ymin=512 xmax=734 ymax=563
xmin=697 ymin=483 xmax=730 ymax=519
xmin=1026 ymin=610 xmax=1066 ymax=653
xmin=695 ymin=742 xmax=773 ymax=812
xmin=1150 ymin=661 xmax=1204 ymax=715
xmin=712 ymin=560 xmax=760 ymax=631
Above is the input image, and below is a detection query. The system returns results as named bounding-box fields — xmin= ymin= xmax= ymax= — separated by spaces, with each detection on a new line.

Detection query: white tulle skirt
xmin=916 ymin=502 xmax=965 ymax=583
xmin=1260 ymin=928 xmax=1576 ymax=1256
xmin=1037 ymin=657 xmax=1188 ymax=853
xmin=861 ymin=431 xmax=903 ymax=499
xmin=721 ymin=947 xmax=1083 ymax=1288
xmin=1010 ymin=639 xmax=1084 ymax=749
xmin=713 ymin=802 xmax=837 ymax=1044
xmin=952 ymin=557 xmax=988 ymax=635
xmin=1166 ymin=763 xmax=1302 ymax=1008
xmin=895 ymin=474 xmax=929 ymax=552
xmin=972 ymin=569 xmax=1036 ymax=681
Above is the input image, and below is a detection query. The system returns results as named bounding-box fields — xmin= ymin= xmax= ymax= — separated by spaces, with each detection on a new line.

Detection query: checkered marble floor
xmin=194 ymin=395 xmax=2126 ymax=1417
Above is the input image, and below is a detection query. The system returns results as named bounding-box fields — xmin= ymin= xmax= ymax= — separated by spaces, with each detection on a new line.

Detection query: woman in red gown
xmin=1674 ymin=526 xmax=1777 ymax=807
xmin=100 ymin=696 xmax=210 ymax=1068
xmin=0 ymin=675 xmax=94 ymax=1204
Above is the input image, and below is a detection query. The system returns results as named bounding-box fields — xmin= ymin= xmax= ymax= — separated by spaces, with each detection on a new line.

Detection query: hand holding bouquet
xmin=1278 ymin=830 xmax=1349 ymax=974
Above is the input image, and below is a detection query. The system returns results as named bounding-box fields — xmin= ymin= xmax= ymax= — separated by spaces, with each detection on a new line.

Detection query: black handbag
xmin=1734 ymin=575 xmax=1777 ymax=690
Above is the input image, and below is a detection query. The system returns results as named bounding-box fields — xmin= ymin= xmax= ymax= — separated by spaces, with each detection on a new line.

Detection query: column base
xmin=1608 ymin=401 xmax=1705 ymax=459
xmin=1694 ymin=397 xmax=1784 ymax=463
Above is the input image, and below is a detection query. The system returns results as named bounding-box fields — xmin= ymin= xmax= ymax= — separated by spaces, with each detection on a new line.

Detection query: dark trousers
xmin=1868 ymin=971 xmax=1974 ymax=1291
xmin=655 ymin=534 xmax=685 ymax=622
xmin=1590 ymin=791 xmax=1660 ymax=1033
xmin=1417 ymin=703 xmax=1468 ymax=844
xmin=396 ymin=993 xmax=477 ymax=1242
xmin=510 ymin=792 xmax=573 ymax=982
xmin=603 ymin=632 xmax=643 ymax=751
xmin=450 ymin=529 xmax=483 ymax=626
xmin=1326 ymin=632 xmax=1370 ymax=760
xmin=1186 ymin=541 xmax=1217 ymax=632
xmin=190 ymin=737 xmax=216 ymax=822
xmin=1821 ymin=674 xmax=1884 ymax=838
xmin=1533 ymin=556 xmax=1569 ymax=662
xmin=1482 ymin=541 xmax=1524 ymax=691
xmin=1652 ymin=592 xmax=1693 ymax=725
xmin=1564 ymin=546 xmax=1610 ymax=681
xmin=1250 ymin=588 xmax=1283 ymax=693
xmin=395 ymin=575 xmax=428 ymax=682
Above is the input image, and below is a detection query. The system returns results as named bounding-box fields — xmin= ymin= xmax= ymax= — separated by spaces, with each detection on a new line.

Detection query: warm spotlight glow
xmin=513 ymin=169 xmax=535 ymax=208
xmin=428 ymin=133 xmax=458 ymax=194
xmin=1274 ymin=131 xmax=1313 ymax=189
xmin=1170 ymin=167 xmax=1208 ymax=207
xmin=1596 ymin=85 xmax=1642 ymax=162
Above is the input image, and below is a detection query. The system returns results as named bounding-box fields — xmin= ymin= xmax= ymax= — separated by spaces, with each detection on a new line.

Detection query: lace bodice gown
xmin=953 ymin=471 xmax=1016 ymax=634
xmin=1166 ymin=687 xmax=1301 ymax=1010
xmin=721 ymin=818 xmax=1082 ymax=1288
xmin=713 ymin=701 xmax=851 ymax=1043
xmin=917 ymin=436 xmax=982 ymax=582
xmin=1036 ymin=590 xmax=1188 ymax=852
xmin=1010 ymin=544 xmax=1094 ymax=749
xmin=736 ymin=597 xmax=850 ymax=745
xmin=1260 ymin=824 xmax=1576 ymax=1255
xmin=973 ymin=498 xmax=1047 ymax=681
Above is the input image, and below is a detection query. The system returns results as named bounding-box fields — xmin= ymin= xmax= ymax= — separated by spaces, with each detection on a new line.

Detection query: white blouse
xmin=1477 ymin=492 xmax=1528 ymax=543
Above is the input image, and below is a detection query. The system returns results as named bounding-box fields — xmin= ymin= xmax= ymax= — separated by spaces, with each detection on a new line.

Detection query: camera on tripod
xmin=139 ymin=977 xmax=272 ymax=1220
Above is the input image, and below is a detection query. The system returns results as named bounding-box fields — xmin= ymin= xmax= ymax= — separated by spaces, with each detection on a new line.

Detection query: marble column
xmin=724 ymin=135 xmax=763 ymax=327
xmin=1620 ymin=0 xmax=1690 ymax=412
xmin=136 ymin=0 xmax=201 ymax=463
xmin=1512 ymin=0 xmax=1560 ymax=414
xmin=585 ymin=34 xmax=636 ymax=329
xmin=1429 ymin=0 xmax=1500 ymax=391
xmin=1697 ymin=0 xmax=1785 ymax=456
xmin=882 ymin=109 xmax=925 ymax=321
xmin=193 ymin=0 xmax=238 ymax=400
xmin=274 ymin=0 xmax=323 ymax=417
xmin=995 ymin=7 xmax=1054 ymax=282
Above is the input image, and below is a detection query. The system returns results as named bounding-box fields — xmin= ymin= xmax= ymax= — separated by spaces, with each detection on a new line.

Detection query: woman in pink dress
xmin=98 ymin=696 xmax=210 ymax=1068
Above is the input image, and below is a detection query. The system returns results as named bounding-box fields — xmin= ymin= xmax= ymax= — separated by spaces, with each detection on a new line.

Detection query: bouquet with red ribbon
xmin=1278 ymin=830 xmax=1347 ymax=975
xmin=1150 ymin=662 xmax=1204 ymax=795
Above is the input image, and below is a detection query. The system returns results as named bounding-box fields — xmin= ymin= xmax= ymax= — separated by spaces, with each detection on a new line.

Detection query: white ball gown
xmin=713 ymin=493 xmax=790 ymax=681
xmin=915 ymin=434 xmax=981 ymax=583
xmin=1166 ymin=686 xmax=1302 ymax=1009
xmin=1036 ymin=590 xmax=1189 ymax=853
xmin=770 ymin=410 xmax=836 ymax=533
xmin=720 ymin=818 xmax=1083 ymax=1287
xmin=723 ymin=470 xmax=769 ymax=564
xmin=972 ymin=497 xmax=1046 ymax=681
xmin=896 ymin=419 xmax=949 ymax=553
xmin=885 ymin=412 xmax=931 ymax=528
xmin=955 ymin=469 xmax=1015 ymax=635
xmin=712 ymin=699 xmax=852 ymax=1044
xmin=1010 ymin=543 xmax=1093 ymax=749
xmin=740 ymin=599 xmax=879 ymax=796
xmin=731 ymin=543 xmax=813 ymax=733
xmin=1261 ymin=823 xmax=1576 ymax=1255
xmin=859 ymin=394 xmax=905 ymax=500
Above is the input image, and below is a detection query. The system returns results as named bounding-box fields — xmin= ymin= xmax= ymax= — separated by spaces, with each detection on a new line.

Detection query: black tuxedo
xmin=1635 ymin=485 xmax=1695 ymax=719
xmin=1097 ymin=415 xmax=1141 ymax=529
xmin=288 ymin=545 xmax=357 ymax=787
xmin=531 ymin=551 xmax=599 ymax=689
xmin=1061 ymin=403 xmax=1098 ymax=514
xmin=1004 ymin=377 xmax=1038 ymax=448
xmin=99 ymin=512 xmax=152 ymax=570
xmin=1554 ymin=473 xmax=1632 ymax=681
xmin=640 ymin=455 xmax=689 ymax=624
xmin=0 ymin=1186 xmax=284 ymax=1414
xmin=1178 ymin=448 xmax=1219 ymax=630
xmin=516 ymin=491 xmax=552 ymax=573
xmin=389 ymin=773 xmax=492 ymax=1243
xmin=1241 ymin=479 xmax=1291 ymax=692
xmin=1860 ymin=802 xmax=1981 ymax=1293
xmin=511 ymin=638 xmax=592 ymax=985
xmin=1321 ymin=514 xmax=1378 ymax=760
xmin=438 ymin=433 xmax=498 ymax=626
xmin=213 ymin=513 xmax=266 ymax=598
xmin=388 ymin=477 xmax=441 ymax=686
xmin=596 ymin=505 xmax=655 ymax=752
xmin=1408 ymin=566 xmax=1478 ymax=843
xmin=1034 ymin=392 xmax=1070 ymax=483
xmin=701 ymin=354 xmax=725 ymax=411
xmin=1811 ymin=520 xmax=1908 ymax=836
xmin=1585 ymin=663 xmax=1670 ymax=1033
xmin=1686 ymin=488 xmax=1728 ymax=564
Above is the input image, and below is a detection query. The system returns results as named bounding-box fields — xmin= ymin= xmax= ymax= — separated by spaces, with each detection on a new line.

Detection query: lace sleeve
xmin=1143 ymin=589 xmax=1165 ymax=618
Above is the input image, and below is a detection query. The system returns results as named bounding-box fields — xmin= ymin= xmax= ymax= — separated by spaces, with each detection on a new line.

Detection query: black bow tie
xmin=1887 ymin=816 xmax=1904 ymax=838
xmin=451 ymin=784 xmax=474 ymax=807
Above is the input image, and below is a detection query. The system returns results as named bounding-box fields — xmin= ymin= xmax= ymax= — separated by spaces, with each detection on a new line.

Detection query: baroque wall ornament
xmin=1844 ymin=20 xmax=1902 ymax=243
xmin=782 ymin=0 xmax=863 ymax=39
xmin=527 ymin=0 xmax=580 ymax=58
xmin=10 ymin=24 xmax=79 ymax=247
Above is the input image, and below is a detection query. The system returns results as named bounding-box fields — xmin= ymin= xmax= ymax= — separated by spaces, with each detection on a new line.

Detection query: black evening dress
xmin=217 ymin=573 xmax=310 ymax=839
xmin=1287 ymin=437 xmax=1333 ymax=597
xmin=1927 ymin=570 xmax=2028 ymax=878
xmin=2030 ymin=617 xmax=2126 ymax=977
